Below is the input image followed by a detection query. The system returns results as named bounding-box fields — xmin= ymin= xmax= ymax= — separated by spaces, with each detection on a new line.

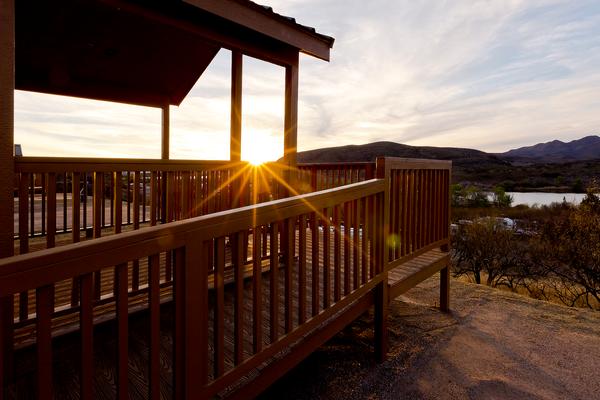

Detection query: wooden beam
xmin=99 ymin=0 xmax=299 ymax=68
xmin=0 ymin=0 xmax=14 ymax=389
xmin=0 ymin=0 xmax=13 ymax=258
xmin=230 ymin=51 xmax=242 ymax=162
xmin=183 ymin=0 xmax=333 ymax=61
xmin=283 ymin=53 xmax=299 ymax=194
xmin=161 ymin=104 xmax=170 ymax=160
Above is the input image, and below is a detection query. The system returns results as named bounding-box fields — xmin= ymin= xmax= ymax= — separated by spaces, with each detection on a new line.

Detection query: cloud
xmin=15 ymin=0 xmax=600 ymax=158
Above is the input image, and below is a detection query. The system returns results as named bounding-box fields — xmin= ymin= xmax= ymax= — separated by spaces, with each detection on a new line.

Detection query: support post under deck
xmin=0 ymin=0 xmax=15 ymax=388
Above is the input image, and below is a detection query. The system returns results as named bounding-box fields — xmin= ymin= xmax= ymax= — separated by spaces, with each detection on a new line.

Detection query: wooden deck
xmin=7 ymin=226 xmax=448 ymax=399
xmin=1 ymin=158 xmax=452 ymax=399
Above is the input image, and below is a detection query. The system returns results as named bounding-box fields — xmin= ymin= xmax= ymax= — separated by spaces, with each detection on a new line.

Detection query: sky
xmin=14 ymin=0 xmax=600 ymax=161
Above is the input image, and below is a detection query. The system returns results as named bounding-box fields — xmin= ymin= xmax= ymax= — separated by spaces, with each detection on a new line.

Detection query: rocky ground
xmin=260 ymin=275 xmax=600 ymax=400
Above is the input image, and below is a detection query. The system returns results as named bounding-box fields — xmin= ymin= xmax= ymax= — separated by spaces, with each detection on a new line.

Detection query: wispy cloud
xmin=14 ymin=0 xmax=600 ymax=158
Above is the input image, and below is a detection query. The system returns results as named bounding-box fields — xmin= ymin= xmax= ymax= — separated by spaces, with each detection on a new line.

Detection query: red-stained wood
xmin=311 ymin=212 xmax=319 ymax=317
xmin=46 ymin=173 xmax=56 ymax=248
xmin=173 ymin=247 xmax=185 ymax=398
xmin=18 ymin=174 xmax=28 ymax=321
xmin=71 ymin=172 xmax=80 ymax=243
xmin=353 ymin=199 xmax=360 ymax=290
xmin=333 ymin=205 xmax=341 ymax=301
xmin=79 ymin=273 xmax=93 ymax=400
xmin=36 ymin=285 xmax=53 ymax=399
xmin=230 ymin=51 xmax=242 ymax=162
xmin=343 ymin=201 xmax=350 ymax=296
xmin=214 ymin=237 xmax=225 ymax=377
xmin=269 ymin=223 xmax=279 ymax=343
xmin=184 ymin=241 xmax=209 ymax=398
xmin=322 ymin=207 xmax=331 ymax=308
xmin=284 ymin=218 xmax=294 ymax=333
xmin=115 ymin=262 xmax=129 ymax=399
xmin=93 ymin=172 xmax=102 ymax=300
xmin=252 ymin=227 xmax=262 ymax=353
xmin=232 ymin=232 xmax=244 ymax=365
xmin=298 ymin=214 xmax=307 ymax=324
xmin=148 ymin=254 xmax=160 ymax=400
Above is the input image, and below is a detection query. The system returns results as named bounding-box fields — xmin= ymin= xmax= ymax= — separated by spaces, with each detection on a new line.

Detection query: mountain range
xmin=296 ymin=135 xmax=600 ymax=192
xmin=501 ymin=135 xmax=600 ymax=162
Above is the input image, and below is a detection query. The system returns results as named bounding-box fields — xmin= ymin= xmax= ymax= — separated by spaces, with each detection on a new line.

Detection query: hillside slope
xmin=297 ymin=141 xmax=600 ymax=191
xmin=502 ymin=135 xmax=600 ymax=162
xmin=261 ymin=277 xmax=600 ymax=400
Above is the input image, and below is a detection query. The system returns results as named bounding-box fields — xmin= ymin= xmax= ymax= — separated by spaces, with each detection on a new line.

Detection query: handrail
xmin=0 ymin=179 xmax=385 ymax=294
xmin=14 ymin=156 xmax=241 ymax=173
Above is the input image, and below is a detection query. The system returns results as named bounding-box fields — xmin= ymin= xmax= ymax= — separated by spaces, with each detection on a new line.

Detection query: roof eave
xmin=183 ymin=0 xmax=334 ymax=61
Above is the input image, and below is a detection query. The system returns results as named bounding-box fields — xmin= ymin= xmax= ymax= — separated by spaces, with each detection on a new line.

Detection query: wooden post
xmin=0 ymin=0 xmax=15 ymax=389
xmin=283 ymin=53 xmax=299 ymax=196
xmin=161 ymin=103 xmax=170 ymax=160
xmin=230 ymin=51 xmax=243 ymax=163
xmin=161 ymin=103 xmax=169 ymax=223
xmin=440 ymin=264 xmax=450 ymax=312
xmin=374 ymin=158 xmax=389 ymax=362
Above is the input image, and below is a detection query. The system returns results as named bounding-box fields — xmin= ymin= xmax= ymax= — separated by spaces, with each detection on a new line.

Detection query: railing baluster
xmin=109 ymin=173 xmax=114 ymax=228
xmin=360 ymin=197 xmax=368 ymax=285
xmin=82 ymin=172 xmax=87 ymax=232
xmin=148 ymin=254 xmax=160 ymax=400
xmin=113 ymin=172 xmax=122 ymax=234
xmin=132 ymin=171 xmax=140 ymax=291
xmin=181 ymin=171 xmax=189 ymax=219
xmin=115 ymin=262 xmax=128 ymax=399
xmin=29 ymin=173 xmax=34 ymax=236
xmin=269 ymin=223 xmax=279 ymax=343
xmin=322 ymin=207 xmax=331 ymax=308
xmin=101 ymin=173 xmax=106 ymax=228
xmin=79 ymin=273 xmax=93 ymax=400
xmin=232 ymin=231 xmax=244 ymax=365
xmin=18 ymin=173 xmax=29 ymax=321
xmin=70 ymin=172 xmax=81 ymax=307
xmin=93 ymin=172 xmax=102 ymax=300
xmin=150 ymin=171 xmax=158 ymax=226
xmin=343 ymin=201 xmax=350 ymax=296
xmin=353 ymin=199 xmax=359 ymax=290
xmin=298 ymin=215 xmax=307 ymax=324
xmin=41 ymin=173 xmax=46 ymax=236
xmin=284 ymin=218 xmax=294 ymax=333
xmin=184 ymin=241 xmax=209 ymax=398
xmin=36 ymin=285 xmax=54 ymax=399
xmin=142 ymin=171 xmax=147 ymax=223
xmin=46 ymin=173 xmax=56 ymax=248
xmin=173 ymin=247 xmax=185 ymax=398
xmin=214 ymin=237 xmax=225 ymax=377
xmin=333 ymin=205 xmax=341 ymax=301
xmin=252 ymin=226 xmax=262 ymax=353
xmin=311 ymin=212 xmax=319 ymax=317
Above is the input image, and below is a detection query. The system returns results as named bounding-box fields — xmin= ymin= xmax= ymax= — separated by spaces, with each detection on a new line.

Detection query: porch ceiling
xmin=15 ymin=0 xmax=334 ymax=108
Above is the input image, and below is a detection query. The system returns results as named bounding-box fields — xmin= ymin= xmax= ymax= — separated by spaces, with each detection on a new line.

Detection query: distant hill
xmin=296 ymin=139 xmax=600 ymax=192
xmin=501 ymin=135 xmax=600 ymax=163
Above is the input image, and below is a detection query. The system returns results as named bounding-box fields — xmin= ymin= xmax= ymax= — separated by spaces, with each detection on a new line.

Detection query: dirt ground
xmin=260 ymin=275 xmax=600 ymax=400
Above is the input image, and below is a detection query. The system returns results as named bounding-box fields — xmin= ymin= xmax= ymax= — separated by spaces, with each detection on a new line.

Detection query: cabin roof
xmin=15 ymin=0 xmax=334 ymax=108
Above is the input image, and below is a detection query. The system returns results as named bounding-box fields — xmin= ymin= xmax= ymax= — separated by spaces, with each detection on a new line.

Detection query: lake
xmin=506 ymin=192 xmax=586 ymax=207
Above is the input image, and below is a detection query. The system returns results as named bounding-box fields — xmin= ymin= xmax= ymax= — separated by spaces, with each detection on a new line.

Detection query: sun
xmin=242 ymin=130 xmax=282 ymax=166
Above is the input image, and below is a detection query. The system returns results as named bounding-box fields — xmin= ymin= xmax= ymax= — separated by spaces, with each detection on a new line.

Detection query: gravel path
xmin=260 ymin=275 xmax=600 ymax=400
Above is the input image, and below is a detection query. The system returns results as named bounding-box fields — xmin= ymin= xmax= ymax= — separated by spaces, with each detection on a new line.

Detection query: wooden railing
xmin=0 ymin=178 xmax=387 ymax=399
xmin=13 ymin=158 xmax=282 ymax=251
xmin=1 ymin=157 xmax=451 ymax=398
xmin=296 ymin=162 xmax=375 ymax=193
xmin=377 ymin=158 xmax=451 ymax=269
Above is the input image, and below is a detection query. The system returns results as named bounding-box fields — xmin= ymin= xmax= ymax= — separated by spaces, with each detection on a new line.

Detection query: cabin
xmin=0 ymin=1 xmax=451 ymax=399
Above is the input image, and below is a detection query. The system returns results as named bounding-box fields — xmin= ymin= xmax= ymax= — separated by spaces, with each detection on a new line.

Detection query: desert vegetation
xmin=451 ymin=186 xmax=600 ymax=310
